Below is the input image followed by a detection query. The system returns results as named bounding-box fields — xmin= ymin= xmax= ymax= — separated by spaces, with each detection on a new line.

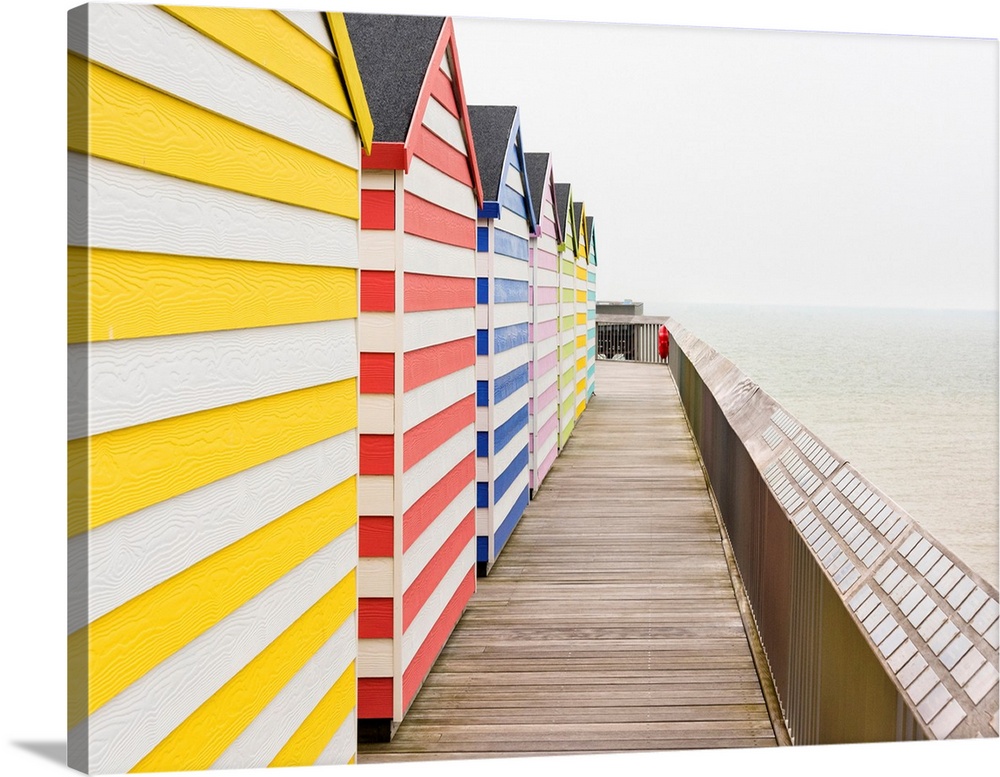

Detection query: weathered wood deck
xmin=359 ymin=360 xmax=782 ymax=762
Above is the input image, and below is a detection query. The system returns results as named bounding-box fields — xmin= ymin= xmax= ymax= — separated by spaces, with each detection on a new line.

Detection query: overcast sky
xmin=449 ymin=12 xmax=997 ymax=311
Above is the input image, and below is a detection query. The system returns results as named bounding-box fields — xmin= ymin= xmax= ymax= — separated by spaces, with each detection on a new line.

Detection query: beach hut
xmin=68 ymin=6 xmax=371 ymax=770
xmin=554 ymin=183 xmax=579 ymax=449
xmin=524 ymin=152 xmax=562 ymax=493
xmin=467 ymin=105 xmax=537 ymax=574
xmin=344 ymin=13 xmax=483 ymax=739
xmin=573 ymin=201 xmax=590 ymax=420
xmin=586 ymin=215 xmax=598 ymax=400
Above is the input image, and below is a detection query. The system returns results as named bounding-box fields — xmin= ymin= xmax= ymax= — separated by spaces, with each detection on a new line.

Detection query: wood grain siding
xmin=69 ymin=8 xmax=364 ymax=771
xmin=353 ymin=20 xmax=478 ymax=732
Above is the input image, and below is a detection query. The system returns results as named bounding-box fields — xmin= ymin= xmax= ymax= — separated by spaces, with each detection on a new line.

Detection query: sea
xmin=647 ymin=302 xmax=999 ymax=590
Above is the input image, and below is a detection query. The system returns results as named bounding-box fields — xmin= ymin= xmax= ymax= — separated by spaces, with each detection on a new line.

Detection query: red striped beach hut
xmin=467 ymin=105 xmax=537 ymax=574
xmin=344 ymin=12 xmax=483 ymax=739
xmin=524 ymin=151 xmax=562 ymax=493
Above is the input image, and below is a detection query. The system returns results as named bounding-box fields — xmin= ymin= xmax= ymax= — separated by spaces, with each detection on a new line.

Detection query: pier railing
xmin=596 ymin=313 xmax=667 ymax=364
xmin=666 ymin=318 xmax=999 ymax=743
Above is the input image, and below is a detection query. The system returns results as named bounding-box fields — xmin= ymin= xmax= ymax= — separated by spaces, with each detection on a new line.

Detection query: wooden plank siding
xmin=469 ymin=106 xmax=537 ymax=576
xmin=586 ymin=216 xmax=598 ymax=400
xmin=358 ymin=361 xmax=779 ymax=761
xmin=555 ymin=184 xmax=578 ymax=449
xmin=347 ymin=14 xmax=481 ymax=738
xmin=525 ymin=152 xmax=561 ymax=495
xmin=573 ymin=201 xmax=590 ymax=420
xmin=67 ymin=5 xmax=370 ymax=771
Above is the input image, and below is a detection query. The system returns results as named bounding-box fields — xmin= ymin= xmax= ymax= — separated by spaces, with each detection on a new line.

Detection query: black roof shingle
xmin=467 ymin=105 xmax=518 ymax=203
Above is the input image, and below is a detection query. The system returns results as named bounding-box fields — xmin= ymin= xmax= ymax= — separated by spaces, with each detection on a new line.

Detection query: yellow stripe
xmin=576 ymin=357 xmax=588 ymax=373
xmin=68 ymin=247 xmax=357 ymax=344
xmin=576 ymin=266 xmax=587 ymax=281
xmin=576 ymin=312 xmax=588 ymax=326
xmin=70 ymin=478 xmax=356 ymax=728
xmin=68 ymin=54 xmax=358 ymax=218
xmin=327 ymin=12 xmax=373 ymax=155
xmin=160 ymin=6 xmax=352 ymax=120
xmin=68 ymin=378 xmax=356 ymax=536
xmin=575 ymin=290 xmax=587 ymax=303
xmin=131 ymin=572 xmax=356 ymax=772
xmin=269 ymin=662 xmax=356 ymax=767
xmin=576 ymin=335 xmax=587 ymax=350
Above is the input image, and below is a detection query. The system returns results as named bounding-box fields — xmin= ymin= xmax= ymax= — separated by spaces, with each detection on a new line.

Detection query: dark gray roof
xmin=573 ymin=202 xmax=584 ymax=243
xmin=555 ymin=183 xmax=572 ymax=239
xmin=524 ymin=152 xmax=550 ymax=228
xmin=467 ymin=105 xmax=517 ymax=203
xmin=343 ymin=14 xmax=445 ymax=143
xmin=586 ymin=216 xmax=596 ymax=261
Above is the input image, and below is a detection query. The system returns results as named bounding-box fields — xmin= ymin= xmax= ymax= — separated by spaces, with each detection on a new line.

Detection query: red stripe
xmin=404 ymin=192 xmax=476 ymax=249
xmin=360 ymin=352 xmax=394 ymax=394
xmin=360 ymin=435 xmax=393 ymax=475
xmin=429 ymin=68 xmax=459 ymax=118
xmin=358 ymin=677 xmax=394 ymax=719
xmin=403 ymin=337 xmax=475 ymax=392
xmin=403 ymin=453 xmax=474 ymax=552
xmin=411 ymin=126 xmax=472 ymax=187
xmin=360 ymin=270 xmax=395 ymax=312
xmin=403 ymin=396 xmax=475 ymax=471
xmin=360 ymin=189 xmax=395 ymax=230
xmin=403 ymin=511 xmax=473 ymax=630
xmin=359 ymin=516 xmax=393 ymax=557
xmin=401 ymin=566 xmax=475 ymax=711
xmin=363 ymin=142 xmax=406 ymax=170
xmin=404 ymin=273 xmax=474 ymax=312
xmin=358 ymin=598 xmax=393 ymax=638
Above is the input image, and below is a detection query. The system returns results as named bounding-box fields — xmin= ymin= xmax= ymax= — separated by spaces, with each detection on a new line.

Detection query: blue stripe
xmin=494 ymin=444 xmax=529 ymax=502
xmin=477 ymin=225 xmax=490 ymax=252
xmin=477 ymin=329 xmax=489 ymax=356
xmin=587 ymin=271 xmax=596 ymax=283
xmin=477 ymin=277 xmax=489 ymax=305
xmin=477 ymin=431 xmax=488 ymax=458
xmin=477 ymin=482 xmax=489 ymax=509
xmin=494 ymin=229 xmax=529 ymax=260
xmin=587 ymin=364 xmax=596 ymax=378
xmin=495 ymin=485 xmax=529 ymax=556
xmin=478 ymin=203 xmax=501 ymax=220
xmin=501 ymin=185 xmax=527 ymax=220
xmin=587 ymin=290 xmax=596 ymax=301
xmin=495 ymin=323 xmax=529 ymax=353
xmin=494 ymin=363 xmax=529 ymax=405
xmin=493 ymin=278 xmax=528 ymax=304
xmin=587 ymin=346 xmax=596 ymax=360
xmin=477 ymin=535 xmax=489 ymax=563
xmin=495 ymin=404 xmax=529 ymax=454
xmin=477 ymin=380 xmax=489 ymax=407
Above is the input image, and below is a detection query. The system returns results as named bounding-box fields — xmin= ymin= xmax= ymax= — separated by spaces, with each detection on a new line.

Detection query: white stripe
xmin=534 ymin=268 xmax=559 ymax=290
xmin=494 ymin=253 xmax=529 ymax=282
xmin=421 ymin=96 xmax=467 ymax=153
xmin=494 ymin=342 xmax=530 ymax=379
xmin=493 ymin=300 xmax=529 ymax=330
xmin=70 ymin=432 xmax=356 ymax=633
xmin=359 ymin=475 xmax=393 ymax=516
xmin=534 ymin=334 xmax=559 ymax=362
xmin=402 ymin=540 xmax=474 ymax=666
xmin=403 ymin=367 xmax=475 ymax=432
xmin=72 ymin=4 xmax=358 ymax=167
xmin=277 ymin=10 xmax=334 ymax=55
xmin=476 ymin=251 xmax=490 ymax=279
xmin=560 ymin=327 xmax=576 ymax=346
xmin=534 ymin=233 xmax=559 ymax=256
xmin=535 ymin=303 xmax=559 ymax=324
xmin=494 ymin=467 xmax=529 ymax=526
xmin=70 ymin=153 xmax=358 ymax=267
xmin=505 ymin=164 xmax=524 ymax=196
xmin=212 ymin=615 xmax=355 ymax=769
xmin=476 ymin=406 xmax=489 ymax=431
xmin=497 ymin=211 xmax=530 ymax=240
xmin=357 ymin=638 xmax=393 ymax=677
xmin=402 ymin=425 xmax=474 ymax=512
xmin=358 ymin=557 xmax=393 ymax=598
xmin=476 ymin=507 xmax=489 ymax=538
xmin=405 ymin=156 xmax=476 ymax=218
xmin=476 ymin=456 xmax=489 ymax=483
xmin=359 ymin=312 xmax=395 ymax=352
xmin=403 ymin=482 xmax=475 ymax=589
xmin=314 ymin=710 xmax=357 ymax=766
xmin=75 ymin=529 xmax=356 ymax=774
xmin=403 ymin=233 xmax=475 ymax=278
xmin=535 ymin=365 xmax=559 ymax=395
xmin=70 ymin=320 xmax=356 ymax=439
xmin=362 ymin=170 xmax=395 ymax=191
xmin=360 ymin=231 xmax=396 ymax=270
xmin=476 ymin=354 xmax=489 ymax=382
xmin=403 ymin=309 xmax=475 ymax=353
xmin=476 ymin=303 xmax=488 ymax=330
xmin=439 ymin=51 xmax=453 ymax=79
xmin=359 ymin=394 xmax=394 ymax=434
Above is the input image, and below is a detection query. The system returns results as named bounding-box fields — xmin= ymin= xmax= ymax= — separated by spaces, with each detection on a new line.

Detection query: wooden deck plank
xmin=358 ymin=361 xmax=779 ymax=762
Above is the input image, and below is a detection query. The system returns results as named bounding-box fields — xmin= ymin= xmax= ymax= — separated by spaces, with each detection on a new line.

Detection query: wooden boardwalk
xmin=359 ymin=361 xmax=781 ymax=762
